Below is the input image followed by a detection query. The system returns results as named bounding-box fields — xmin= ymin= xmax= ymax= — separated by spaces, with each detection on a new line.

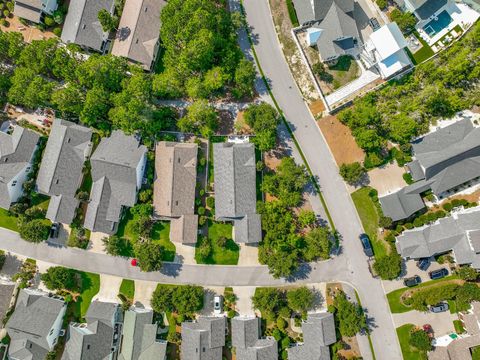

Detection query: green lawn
xmin=472 ymin=346 xmax=480 ymax=360
xmin=117 ymin=213 xmax=176 ymax=262
xmin=453 ymin=319 xmax=465 ymax=334
xmin=351 ymin=187 xmax=387 ymax=257
xmin=327 ymin=55 xmax=360 ymax=89
xmin=0 ymin=209 xmax=19 ymax=232
xmin=196 ymin=221 xmax=239 ymax=265
xmin=31 ymin=193 xmax=50 ymax=210
xmin=387 ymin=275 xmax=460 ymax=313
xmin=397 ymin=324 xmax=428 ymax=360
xmin=408 ymin=32 xmax=435 ymax=65
xmin=119 ymin=279 xmax=135 ymax=300
xmin=76 ymin=271 xmax=100 ymax=319
xmin=448 ymin=299 xmax=457 ymax=314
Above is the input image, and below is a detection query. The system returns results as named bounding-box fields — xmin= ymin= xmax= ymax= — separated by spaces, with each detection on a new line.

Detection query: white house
xmin=0 ymin=126 xmax=40 ymax=210
xmin=362 ymin=22 xmax=413 ymax=79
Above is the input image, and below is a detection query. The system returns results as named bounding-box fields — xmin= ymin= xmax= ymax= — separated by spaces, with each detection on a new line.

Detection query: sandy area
xmin=317 ymin=115 xmax=364 ymax=165
xmin=368 ymin=163 xmax=406 ymax=197
xmin=0 ymin=16 xmax=57 ymax=43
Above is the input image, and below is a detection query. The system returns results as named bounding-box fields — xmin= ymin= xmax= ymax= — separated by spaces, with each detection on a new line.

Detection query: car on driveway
xmin=359 ymin=233 xmax=374 ymax=257
xmin=430 ymin=303 xmax=449 ymax=313
xmin=417 ymin=258 xmax=431 ymax=271
xmin=429 ymin=268 xmax=449 ymax=280
xmin=213 ymin=295 xmax=223 ymax=315
xmin=50 ymin=223 xmax=60 ymax=238
xmin=403 ymin=275 xmax=421 ymax=287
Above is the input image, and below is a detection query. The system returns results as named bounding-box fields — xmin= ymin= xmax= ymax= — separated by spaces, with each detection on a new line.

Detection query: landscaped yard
xmin=117 ymin=213 xmax=176 ymax=262
xmin=351 ymin=187 xmax=387 ymax=258
xmin=195 ymin=221 xmax=239 ymax=265
xmin=119 ymin=279 xmax=135 ymax=301
xmin=387 ymin=275 xmax=460 ymax=313
xmin=327 ymin=56 xmax=360 ymax=90
xmin=0 ymin=209 xmax=19 ymax=232
xmin=77 ymin=271 xmax=100 ymax=319
xmin=408 ymin=32 xmax=435 ymax=65
xmin=397 ymin=324 xmax=428 ymax=360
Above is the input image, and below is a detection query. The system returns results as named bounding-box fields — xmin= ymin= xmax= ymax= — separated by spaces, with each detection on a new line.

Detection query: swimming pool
xmin=423 ymin=10 xmax=453 ymax=37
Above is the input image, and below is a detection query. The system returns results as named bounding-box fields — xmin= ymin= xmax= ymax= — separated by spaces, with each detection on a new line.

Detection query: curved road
xmin=240 ymin=0 xmax=402 ymax=358
xmin=0 ymin=2 xmax=402 ymax=359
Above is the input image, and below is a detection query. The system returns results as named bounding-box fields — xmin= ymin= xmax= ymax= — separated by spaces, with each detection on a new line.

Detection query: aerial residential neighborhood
xmin=0 ymin=0 xmax=479 ymax=359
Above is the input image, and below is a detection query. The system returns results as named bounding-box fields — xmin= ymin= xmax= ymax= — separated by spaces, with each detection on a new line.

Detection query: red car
xmin=423 ymin=324 xmax=433 ymax=336
xmin=131 ymin=258 xmax=138 ymax=267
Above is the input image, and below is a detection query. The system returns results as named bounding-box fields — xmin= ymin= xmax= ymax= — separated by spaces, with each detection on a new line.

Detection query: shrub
xmin=385 ymin=232 xmax=396 ymax=243
xmin=279 ymin=306 xmax=291 ymax=319
xmin=404 ymin=223 xmax=414 ymax=230
xmin=373 ymin=253 xmax=402 ymax=280
xmin=376 ymin=0 xmax=387 ymax=9
xmin=198 ymin=206 xmax=206 ymax=216
xmin=19 ymin=219 xmax=50 ymax=243
xmin=409 ymin=329 xmax=432 ymax=351
xmin=364 ymin=152 xmax=384 ymax=169
xmin=197 ymin=238 xmax=211 ymax=262
xmin=44 ymin=16 xmax=55 ymax=26
xmin=199 ymin=189 xmax=205 ymax=197
xmin=3 ymin=9 xmax=9 ymax=17
xmin=272 ymin=329 xmax=282 ymax=341
xmin=198 ymin=215 xmax=207 ymax=226
xmin=443 ymin=202 xmax=453 ymax=212
xmin=339 ymin=162 xmax=365 ymax=185
xmin=276 ymin=317 xmax=286 ymax=330
xmin=379 ymin=216 xmax=393 ymax=229
xmin=215 ymin=236 xmax=227 ymax=248
xmin=403 ymin=173 xmax=414 ymax=184
xmin=280 ymin=336 xmax=290 ymax=349
xmin=413 ymin=217 xmax=424 ymax=227
xmin=227 ymin=309 xmax=235 ymax=318
xmin=457 ymin=266 xmax=479 ymax=281
xmin=206 ymin=197 xmax=215 ymax=209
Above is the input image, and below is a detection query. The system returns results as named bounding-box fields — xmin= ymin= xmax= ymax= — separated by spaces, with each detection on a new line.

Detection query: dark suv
xmin=403 ymin=275 xmax=421 ymax=287
xmin=417 ymin=258 xmax=431 ymax=271
xmin=359 ymin=233 xmax=374 ymax=257
xmin=429 ymin=268 xmax=448 ymax=280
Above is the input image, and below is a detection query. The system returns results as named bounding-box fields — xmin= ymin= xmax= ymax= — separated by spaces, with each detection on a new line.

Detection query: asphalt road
xmin=241 ymin=0 xmax=402 ymax=358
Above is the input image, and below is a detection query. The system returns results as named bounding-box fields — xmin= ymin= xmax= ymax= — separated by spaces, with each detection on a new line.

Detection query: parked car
xmin=429 ymin=268 xmax=449 ymax=280
xmin=430 ymin=303 xmax=449 ymax=313
xmin=423 ymin=324 xmax=432 ymax=333
xmin=50 ymin=223 xmax=60 ymax=238
xmin=417 ymin=258 xmax=431 ymax=271
xmin=213 ymin=295 xmax=223 ymax=315
xmin=403 ymin=275 xmax=421 ymax=287
xmin=359 ymin=233 xmax=374 ymax=257
xmin=369 ymin=17 xmax=380 ymax=31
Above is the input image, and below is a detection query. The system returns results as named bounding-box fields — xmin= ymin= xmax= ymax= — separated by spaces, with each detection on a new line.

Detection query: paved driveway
xmin=95 ymin=274 xmax=122 ymax=303
xmin=134 ymin=280 xmax=157 ymax=309
xmin=392 ymin=310 xmax=456 ymax=337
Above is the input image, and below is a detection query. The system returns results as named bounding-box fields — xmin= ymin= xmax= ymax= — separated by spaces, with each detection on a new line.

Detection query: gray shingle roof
xmin=84 ymin=130 xmax=146 ymax=234
xmin=14 ymin=0 xmax=43 ymax=23
xmin=0 ymin=282 xmax=15 ymax=326
xmin=170 ymin=215 xmax=198 ymax=244
xmin=413 ymin=0 xmax=448 ymax=20
xmin=232 ymin=317 xmax=278 ymax=360
xmin=36 ymin=119 xmax=92 ymax=224
xmin=379 ymin=186 xmax=426 ymax=222
xmin=287 ymin=312 xmax=336 ymax=360
xmin=61 ymin=0 xmax=115 ymax=51
xmin=153 ymin=141 xmax=197 ymax=218
xmin=7 ymin=289 xmax=66 ymax=360
xmin=62 ymin=301 xmax=119 ymax=360
xmin=410 ymin=118 xmax=480 ymax=196
xmin=111 ymin=0 xmax=167 ymax=70
xmin=292 ymin=0 xmax=354 ymax=25
xmin=314 ymin=2 xmax=359 ymax=61
xmin=396 ymin=206 xmax=480 ymax=268
xmin=181 ymin=317 xmax=226 ymax=360
xmin=213 ymin=142 xmax=261 ymax=244
xmin=0 ymin=126 xmax=39 ymax=210
xmin=118 ymin=307 xmax=167 ymax=360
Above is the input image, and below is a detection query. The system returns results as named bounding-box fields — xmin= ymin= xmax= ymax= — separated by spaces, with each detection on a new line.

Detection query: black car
xmin=417 ymin=258 xmax=431 ymax=271
xmin=50 ymin=223 xmax=60 ymax=238
xmin=429 ymin=268 xmax=449 ymax=280
xmin=359 ymin=233 xmax=374 ymax=257
xmin=430 ymin=302 xmax=449 ymax=313
xmin=403 ymin=275 xmax=421 ymax=287
xmin=369 ymin=17 xmax=381 ymax=31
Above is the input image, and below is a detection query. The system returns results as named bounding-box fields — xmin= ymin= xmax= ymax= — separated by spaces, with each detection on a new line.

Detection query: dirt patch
xmin=216 ymin=110 xmax=234 ymax=135
xmin=440 ymin=189 xmax=480 ymax=205
xmin=0 ymin=16 xmax=58 ymax=43
xmin=317 ymin=115 xmax=364 ymax=166
xmin=268 ymin=0 xmax=320 ymax=103
xmin=234 ymin=111 xmax=253 ymax=134
xmin=309 ymin=100 xmax=325 ymax=118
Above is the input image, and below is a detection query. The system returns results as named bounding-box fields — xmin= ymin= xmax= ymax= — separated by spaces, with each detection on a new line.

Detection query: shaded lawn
xmin=31 ymin=193 xmax=50 ymax=210
xmin=70 ymin=271 xmax=100 ymax=321
xmin=351 ymin=187 xmax=387 ymax=258
xmin=0 ymin=208 xmax=19 ymax=232
xmin=117 ymin=213 xmax=175 ymax=262
xmin=196 ymin=221 xmax=239 ymax=265
xmin=119 ymin=279 xmax=135 ymax=300
xmin=386 ymin=275 xmax=460 ymax=313
xmin=397 ymin=324 xmax=428 ymax=360
xmin=327 ymin=55 xmax=360 ymax=89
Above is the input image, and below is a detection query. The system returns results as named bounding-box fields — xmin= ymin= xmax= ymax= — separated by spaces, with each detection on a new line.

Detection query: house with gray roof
xmin=61 ymin=0 xmax=115 ymax=52
xmin=396 ymin=206 xmax=480 ymax=268
xmin=0 ymin=126 xmax=39 ymax=210
xmin=36 ymin=119 xmax=92 ymax=224
xmin=402 ymin=0 xmax=450 ymax=22
xmin=118 ymin=306 xmax=167 ymax=360
xmin=0 ymin=280 xmax=15 ymax=328
xmin=232 ymin=317 xmax=277 ymax=360
xmin=13 ymin=0 xmax=58 ymax=23
xmin=181 ymin=316 xmax=226 ymax=360
xmin=6 ymin=289 xmax=66 ymax=360
xmin=292 ymin=0 xmax=359 ymax=63
xmin=111 ymin=0 xmax=167 ymax=70
xmin=213 ymin=142 xmax=261 ymax=244
xmin=380 ymin=116 xmax=480 ymax=221
xmin=62 ymin=301 xmax=121 ymax=360
xmin=84 ymin=130 xmax=147 ymax=234
xmin=154 ymin=141 xmax=198 ymax=244
xmin=287 ymin=312 xmax=336 ymax=360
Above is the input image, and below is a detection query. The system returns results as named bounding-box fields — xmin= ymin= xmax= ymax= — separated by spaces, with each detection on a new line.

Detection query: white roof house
xmin=364 ymin=22 xmax=413 ymax=79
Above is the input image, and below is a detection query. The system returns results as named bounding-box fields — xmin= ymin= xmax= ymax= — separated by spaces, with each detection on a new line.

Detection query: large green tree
xmin=41 ymin=266 xmax=77 ymax=291
xmin=19 ymin=219 xmax=50 ymax=243
xmin=287 ymin=287 xmax=314 ymax=314
xmin=244 ymin=103 xmax=279 ymax=151
xmin=134 ymin=242 xmax=163 ymax=272
xmin=177 ymin=100 xmax=218 ymax=137
xmin=333 ymin=291 xmax=368 ymax=337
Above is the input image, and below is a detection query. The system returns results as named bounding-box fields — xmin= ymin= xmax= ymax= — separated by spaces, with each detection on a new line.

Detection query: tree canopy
xmin=41 ymin=266 xmax=78 ymax=291
xmin=244 ymin=103 xmax=280 ymax=151
xmin=151 ymin=284 xmax=204 ymax=315
xmin=333 ymin=291 xmax=368 ymax=337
